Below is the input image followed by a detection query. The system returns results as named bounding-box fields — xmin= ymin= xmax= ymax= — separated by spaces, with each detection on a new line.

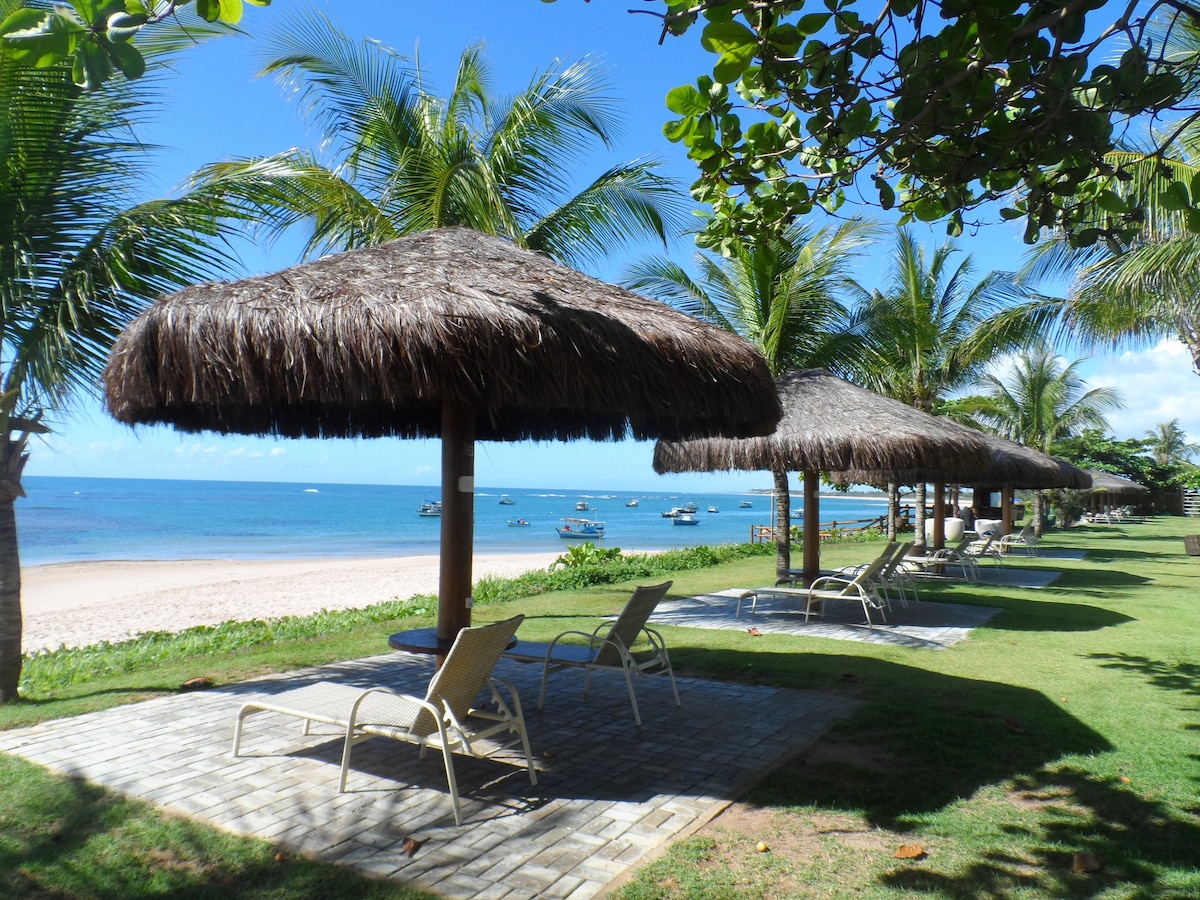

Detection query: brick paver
xmin=0 ymin=651 xmax=856 ymax=899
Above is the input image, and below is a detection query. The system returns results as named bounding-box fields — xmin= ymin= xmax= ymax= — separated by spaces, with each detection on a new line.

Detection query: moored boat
xmin=708 ymin=506 xmax=719 ymax=513
xmin=417 ymin=500 xmax=442 ymax=516
xmin=575 ymin=500 xmax=590 ymax=511
xmin=498 ymin=494 xmax=515 ymax=505
xmin=625 ymin=498 xmax=639 ymax=507
xmin=507 ymin=517 xmax=530 ymax=527
xmin=738 ymin=500 xmax=753 ymax=509
xmin=557 ymin=517 xmax=605 ymax=539
xmin=672 ymin=513 xmax=700 ymax=526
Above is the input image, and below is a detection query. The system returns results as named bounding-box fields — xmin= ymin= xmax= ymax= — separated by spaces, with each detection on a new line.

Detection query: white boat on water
xmin=417 ymin=500 xmax=442 ymax=517
xmin=507 ymin=517 xmax=530 ymax=527
xmin=575 ymin=500 xmax=590 ymax=511
xmin=673 ymin=513 xmax=700 ymax=526
xmin=661 ymin=507 xmax=685 ymax=518
xmin=738 ymin=500 xmax=753 ymax=508
xmin=708 ymin=506 xmax=719 ymax=513
xmin=557 ymin=517 xmax=605 ymax=540
xmin=625 ymin=498 xmax=639 ymax=507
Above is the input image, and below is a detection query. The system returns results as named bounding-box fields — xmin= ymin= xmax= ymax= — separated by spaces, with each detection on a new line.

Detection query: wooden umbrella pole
xmin=803 ymin=470 xmax=821 ymax=586
xmin=438 ymin=397 xmax=476 ymax=646
xmin=1002 ymin=488 xmax=1014 ymax=535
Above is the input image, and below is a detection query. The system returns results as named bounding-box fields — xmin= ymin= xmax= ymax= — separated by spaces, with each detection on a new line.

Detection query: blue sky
xmin=27 ymin=1 xmax=1200 ymax=491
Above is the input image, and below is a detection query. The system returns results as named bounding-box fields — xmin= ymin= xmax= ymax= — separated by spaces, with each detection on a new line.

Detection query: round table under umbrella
xmin=652 ymin=369 xmax=993 ymax=585
xmin=103 ymin=228 xmax=781 ymax=649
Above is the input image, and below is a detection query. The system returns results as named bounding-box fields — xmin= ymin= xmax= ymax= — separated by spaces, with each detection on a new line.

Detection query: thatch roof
xmin=1085 ymin=469 xmax=1148 ymax=495
xmin=833 ymin=427 xmax=1093 ymax=490
xmin=652 ymin=369 xmax=993 ymax=475
xmin=103 ymin=228 xmax=781 ymax=442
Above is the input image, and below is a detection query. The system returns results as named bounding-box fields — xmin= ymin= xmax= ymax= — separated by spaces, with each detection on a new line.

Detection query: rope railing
xmin=749 ymin=515 xmax=887 ymax=543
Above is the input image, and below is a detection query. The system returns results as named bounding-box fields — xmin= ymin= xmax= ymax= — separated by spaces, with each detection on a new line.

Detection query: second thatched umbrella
xmin=103 ymin=227 xmax=781 ymax=647
xmin=652 ymin=369 xmax=993 ymax=584
xmin=834 ymin=428 xmax=1093 ymax=537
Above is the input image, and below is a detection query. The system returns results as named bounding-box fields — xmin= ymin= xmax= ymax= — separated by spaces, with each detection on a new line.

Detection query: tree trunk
xmin=1032 ymin=490 xmax=1045 ymax=537
xmin=914 ymin=483 xmax=928 ymax=551
xmin=772 ymin=468 xmax=791 ymax=576
xmin=0 ymin=433 xmax=29 ymax=704
xmin=887 ymin=481 xmax=898 ymax=541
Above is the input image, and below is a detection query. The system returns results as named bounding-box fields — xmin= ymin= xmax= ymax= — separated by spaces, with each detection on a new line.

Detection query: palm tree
xmin=1019 ymin=15 xmax=1200 ymax=374
xmin=948 ymin=347 xmax=1122 ymax=533
xmin=0 ymin=11 xmax=237 ymax=702
xmin=1144 ymin=419 xmax=1200 ymax=466
xmin=187 ymin=9 xmax=686 ymax=270
xmin=854 ymin=228 xmax=1043 ymax=543
xmin=624 ymin=218 xmax=879 ymax=572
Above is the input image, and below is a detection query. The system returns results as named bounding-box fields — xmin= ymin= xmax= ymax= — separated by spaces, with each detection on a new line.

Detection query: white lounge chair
xmin=753 ymin=554 xmax=890 ymax=627
xmin=504 ymin=581 xmax=678 ymax=726
xmin=999 ymin=524 xmax=1039 ymax=556
xmin=231 ymin=614 xmax=536 ymax=826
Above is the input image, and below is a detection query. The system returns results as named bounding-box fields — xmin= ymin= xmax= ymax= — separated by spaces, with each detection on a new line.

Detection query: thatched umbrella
xmin=834 ymin=429 xmax=1093 ymax=535
xmin=1086 ymin=469 xmax=1148 ymax=496
xmin=103 ymin=227 xmax=781 ymax=647
xmin=1085 ymin=469 xmax=1148 ymax=516
xmin=652 ymin=369 xmax=993 ymax=584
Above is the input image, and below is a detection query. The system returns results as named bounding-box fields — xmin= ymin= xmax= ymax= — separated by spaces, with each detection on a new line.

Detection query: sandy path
xmin=20 ymin=553 xmax=561 ymax=653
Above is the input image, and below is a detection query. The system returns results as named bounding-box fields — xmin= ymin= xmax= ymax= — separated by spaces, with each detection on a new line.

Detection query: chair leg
xmin=231 ymin=706 xmax=252 ymax=756
xmin=439 ymin=742 xmax=464 ymax=827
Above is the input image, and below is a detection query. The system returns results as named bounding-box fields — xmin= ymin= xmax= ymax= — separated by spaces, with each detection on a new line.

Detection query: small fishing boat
xmin=672 ymin=513 xmax=700 ymax=526
xmin=417 ymin=500 xmax=442 ymax=517
xmin=738 ymin=500 xmax=753 ymax=509
xmin=708 ymin=506 xmax=719 ymax=513
xmin=683 ymin=501 xmax=699 ymax=513
xmin=507 ymin=518 xmax=530 ymax=527
xmin=498 ymin=494 xmax=515 ymax=505
xmin=625 ymin=498 xmax=639 ymax=507
xmin=575 ymin=500 xmax=590 ymax=511
xmin=661 ymin=507 xmax=684 ymax=518
xmin=791 ymin=508 xmax=804 ymax=520
xmin=557 ymin=517 xmax=605 ymax=540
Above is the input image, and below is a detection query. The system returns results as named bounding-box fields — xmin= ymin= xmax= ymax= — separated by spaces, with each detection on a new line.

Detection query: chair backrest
xmin=881 ymin=541 xmax=915 ymax=577
xmin=592 ymin=581 xmax=673 ymax=667
xmin=966 ymin=535 xmax=995 ymax=557
xmin=834 ymin=554 xmax=889 ymax=595
xmin=417 ymin=614 xmax=525 ymax=735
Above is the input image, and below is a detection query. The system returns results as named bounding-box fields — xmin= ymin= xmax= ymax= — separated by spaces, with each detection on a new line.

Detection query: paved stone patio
xmin=653 ymin=591 xmax=1002 ymax=650
xmin=0 ymin=651 xmax=857 ymax=899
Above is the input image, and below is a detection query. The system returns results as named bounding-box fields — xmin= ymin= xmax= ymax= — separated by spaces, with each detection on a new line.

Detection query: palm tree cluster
xmin=4 ymin=7 xmax=1198 ymax=704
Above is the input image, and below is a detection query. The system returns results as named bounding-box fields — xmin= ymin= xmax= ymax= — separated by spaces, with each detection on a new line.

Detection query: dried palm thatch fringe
xmin=832 ymin=428 xmax=1093 ymax=490
xmin=102 ymin=228 xmax=781 ymax=442
xmin=652 ymin=369 xmax=993 ymax=476
xmin=1085 ymin=469 xmax=1148 ymax=495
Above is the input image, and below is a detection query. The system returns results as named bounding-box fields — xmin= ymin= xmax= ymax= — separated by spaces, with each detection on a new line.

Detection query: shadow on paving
xmin=672 ymin=649 xmax=1111 ymax=824
xmin=0 ymin=652 xmax=858 ymax=899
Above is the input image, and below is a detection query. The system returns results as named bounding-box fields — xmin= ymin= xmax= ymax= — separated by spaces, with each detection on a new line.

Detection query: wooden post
xmin=438 ymin=397 xmax=475 ymax=652
xmin=1001 ymin=487 xmax=1014 ymax=536
xmin=803 ymin=470 xmax=821 ymax=586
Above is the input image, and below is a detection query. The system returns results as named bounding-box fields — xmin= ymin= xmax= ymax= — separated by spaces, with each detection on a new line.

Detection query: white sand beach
xmin=20 ymin=552 xmax=562 ymax=653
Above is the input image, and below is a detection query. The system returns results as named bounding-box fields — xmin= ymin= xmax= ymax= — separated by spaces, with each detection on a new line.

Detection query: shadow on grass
xmin=882 ymin=767 xmax=1200 ymax=899
xmin=1086 ymin=653 xmax=1200 ymax=699
xmin=981 ymin=598 xmax=1135 ymax=633
xmin=0 ymin=756 xmax=429 ymax=900
xmin=675 ymin=648 xmax=1109 ymax=824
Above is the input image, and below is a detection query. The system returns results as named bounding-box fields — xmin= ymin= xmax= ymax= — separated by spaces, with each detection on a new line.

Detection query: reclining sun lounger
xmin=231 ymin=614 xmax=536 ymax=826
xmin=503 ymin=581 xmax=678 ymax=726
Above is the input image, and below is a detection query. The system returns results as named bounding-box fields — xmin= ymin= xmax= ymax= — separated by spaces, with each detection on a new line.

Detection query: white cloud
xmin=1082 ymin=340 xmax=1200 ymax=442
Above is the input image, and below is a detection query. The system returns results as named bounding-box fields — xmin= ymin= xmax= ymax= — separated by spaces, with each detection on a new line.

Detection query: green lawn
xmin=3 ymin=518 xmax=1199 ymax=898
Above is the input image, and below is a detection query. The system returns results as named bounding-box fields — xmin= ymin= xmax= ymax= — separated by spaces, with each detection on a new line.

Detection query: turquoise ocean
xmin=17 ymin=476 xmax=891 ymax=567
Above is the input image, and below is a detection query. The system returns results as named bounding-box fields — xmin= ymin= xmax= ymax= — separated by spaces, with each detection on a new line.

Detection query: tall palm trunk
xmin=1032 ymin=489 xmax=1045 ymax=537
xmin=0 ymin=434 xmax=28 ymax=702
xmin=914 ymin=482 xmax=928 ymax=550
xmin=772 ymin=468 xmax=791 ymax=574
xmin=887 ymin=481 xmax=899 ymax=541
